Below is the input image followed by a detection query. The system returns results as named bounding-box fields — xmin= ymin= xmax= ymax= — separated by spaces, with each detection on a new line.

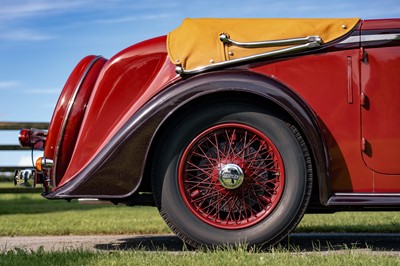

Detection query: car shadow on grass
xmin=94 ymin=233 xmax=400 ymax=252
xmin=94 ymin=235 xmax=190 ymax=251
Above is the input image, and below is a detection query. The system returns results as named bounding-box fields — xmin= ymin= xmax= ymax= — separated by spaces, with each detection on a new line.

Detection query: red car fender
xmin=44 ymin=55 xmax=107 ymax=186
xmin=53 ymin=36 xmax=179 ymax=188
xmin=45 ymin=70 xmax=330 ymax=206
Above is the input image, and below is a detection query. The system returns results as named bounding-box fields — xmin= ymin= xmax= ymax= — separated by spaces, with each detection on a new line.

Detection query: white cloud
xmin=0 ymin=81 xmax=19 ymax=89
xmin=0 ymin=0 xmax=90 ymax=22
xmin=25 ymin=89 xmax=59 ymax=95
xmin=0 ymin=0 xmax=176 ymax=23
xmin=94 ymin=13 xmax=177 ymax=24
xmin=0 ymin=29 xmax=54 ymax=41
xmin=0 ymin=0 xmax=90 ymax=41
xmin=0 ymin=0 xmax=179 ymax=42
xmin=0 ymin=82 xmax=59 ymax=94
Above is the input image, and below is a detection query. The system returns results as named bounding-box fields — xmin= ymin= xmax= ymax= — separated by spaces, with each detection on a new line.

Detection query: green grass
xmin=2 ymin=192 xmax=400 ymax=236
xmin=298 ymin=212 xmax=400 ymax=233
xmin=0 ymin=193 xmax=170 ymax=236
xmin=0 ymin=182 xmax=14 ymax=188
xmin=1 ymin=246 xmax=399 ymax=266
xmin=2 ymin=191 xmax=400 ymax=263
xmin=0 ymin=181 xmax=42 ymax=193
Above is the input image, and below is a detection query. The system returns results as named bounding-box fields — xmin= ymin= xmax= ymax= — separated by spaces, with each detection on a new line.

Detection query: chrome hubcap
xmin=218 ymin=163 xmax=244 ymax=189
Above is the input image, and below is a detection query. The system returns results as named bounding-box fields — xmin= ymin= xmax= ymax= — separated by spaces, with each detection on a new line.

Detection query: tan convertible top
xmin=167 ymin=18 xmax=360 ymax=71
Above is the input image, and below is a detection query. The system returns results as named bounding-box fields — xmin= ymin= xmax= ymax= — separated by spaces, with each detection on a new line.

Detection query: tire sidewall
xmin=155 ymin=104 xmax=307 ymax=247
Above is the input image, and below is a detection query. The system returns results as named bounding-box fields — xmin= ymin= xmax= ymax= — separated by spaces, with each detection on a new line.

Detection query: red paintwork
xmin=362 ymin=19 xmax=400 ymax=30
xmin=361 ymin=46 xmax=400 ymax=174
xmin=178 ymin=123 xmax=285 ymax=229
xmin=57 ymin=36 xmax=179 ymax=187
xmin=44 ymin=56 xmax=107 ymax=185
xmin=43 ymin=18 xmax=400 ymax=197
xmin=54 ymin=57 xmax=107 ymax=183
xmin=374 ymin=172 xmax=400 ymax=192
xmin=251 ymin=50 xmax=374 ymax=193
xmin=45 ymin=55 xmax=99 ymax=160
xmin=360 ymin=19 xmax=400 ymax=191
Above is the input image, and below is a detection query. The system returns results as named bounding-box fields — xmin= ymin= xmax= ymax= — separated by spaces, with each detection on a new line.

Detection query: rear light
xmin=18 ymin=129 xmax=32 ymax=147
xmin=18 ymin=128 xmax=47 ymax=149
xmin=36 ymin=157 xmax=54 ymax=172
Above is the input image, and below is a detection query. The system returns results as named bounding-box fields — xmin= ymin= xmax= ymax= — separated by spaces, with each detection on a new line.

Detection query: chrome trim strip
xmin=328 ymin=192 xmax=400 ymax=206
xmin=219 ymin=34 xmax=322 ymax=48
xmin=361 ymin=33 xmax=400 ymax=42
xmin=52 ymin=55 xmax=103 ymax=187
xmin=78 ymin=198 xmax=113 ymax=205
xmin=176 ymin=41 xmax=321 ymax=75
xmin=341 ymin=33 xmax=400 ymax=45
xmin=338 ymin=33 xmax=400 ymax=45
xmin=338 ymin=35 xmax=360 ymax=44
xmin=335 ymin=192 xmax=400 ymax=197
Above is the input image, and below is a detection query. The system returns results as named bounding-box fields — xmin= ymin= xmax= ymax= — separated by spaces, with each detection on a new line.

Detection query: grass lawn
xmin=1 ymin=247 xmax=399 ymax=266
xmin=1 ymin=189 xmax=400 ymax=264
xmin=0 ymin=192 xmax=170 ymax=236
xmin=1 ymin=191 xmax=400 ymax=236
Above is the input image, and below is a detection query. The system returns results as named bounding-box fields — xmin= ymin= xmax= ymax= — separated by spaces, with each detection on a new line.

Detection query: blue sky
xmin=0 ymin=0 xmax=399 ymax=167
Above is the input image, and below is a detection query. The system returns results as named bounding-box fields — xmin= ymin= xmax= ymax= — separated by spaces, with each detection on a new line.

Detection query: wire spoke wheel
xmin=152 ymin=102 xmax=312 ymax=248
xmin=178 ymin=123 xmax=285 ymax=229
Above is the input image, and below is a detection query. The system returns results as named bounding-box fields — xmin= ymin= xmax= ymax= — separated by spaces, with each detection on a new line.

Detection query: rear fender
xmin=48 ymin=36 xmax=178 ymax=189
xmin=45 ymin=70 xmax=329 ymax=205
xmin=44 ymin=55 xmax=107 ymax=186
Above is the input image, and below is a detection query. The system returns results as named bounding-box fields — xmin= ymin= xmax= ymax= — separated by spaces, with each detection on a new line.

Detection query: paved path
xmin=1 ymin=233 xmax=400 ymax=254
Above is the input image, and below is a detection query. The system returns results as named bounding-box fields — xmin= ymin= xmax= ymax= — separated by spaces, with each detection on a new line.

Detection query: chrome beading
xmin=219 ymin=34 xmax=322 ymax=48
xmin=176 ymin=41 xmax=322 ymax=75
xmin=176 ymin=34 xmax=322 ymax=75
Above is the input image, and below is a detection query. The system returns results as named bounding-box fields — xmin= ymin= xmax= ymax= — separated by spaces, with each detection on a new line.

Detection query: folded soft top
xmin=167 ymin=18 xmax=360 ymax=71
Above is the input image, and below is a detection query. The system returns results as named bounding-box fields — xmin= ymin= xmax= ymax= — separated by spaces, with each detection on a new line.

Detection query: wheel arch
xmin=146 ymin=70 xmax=330 ymax=205
xmin=46 ymin=69 xmax=329 ymax=203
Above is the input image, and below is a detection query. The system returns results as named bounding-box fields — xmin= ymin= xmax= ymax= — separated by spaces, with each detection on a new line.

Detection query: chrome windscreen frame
xmin=176 ymin=34 xmax=323 ymax=75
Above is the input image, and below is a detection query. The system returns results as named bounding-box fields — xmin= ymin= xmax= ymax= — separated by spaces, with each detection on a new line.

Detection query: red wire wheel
xmin=178 ymin=123 xmax=285 ymax=229
xmin=152 ymin=100 xmax=312 ymax=248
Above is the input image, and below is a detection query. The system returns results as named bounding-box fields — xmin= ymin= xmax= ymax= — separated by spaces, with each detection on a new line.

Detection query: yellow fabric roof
xmin=167 ymin=18 xmax=360 ymax=71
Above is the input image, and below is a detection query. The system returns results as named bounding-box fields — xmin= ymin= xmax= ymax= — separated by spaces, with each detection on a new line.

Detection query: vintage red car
xmin=15 ymin=18 xmax=400 ymax=248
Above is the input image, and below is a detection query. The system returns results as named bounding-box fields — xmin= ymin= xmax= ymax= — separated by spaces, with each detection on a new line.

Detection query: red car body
xmin=16 ymin=18 xmax=400 ymax=248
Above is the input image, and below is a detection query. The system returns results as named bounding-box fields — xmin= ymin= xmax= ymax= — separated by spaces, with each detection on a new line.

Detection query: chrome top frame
xmin=219 ymin=34 xmax=322 ymax=48
xmin=176 ymin=34 xmax=323 ymax=75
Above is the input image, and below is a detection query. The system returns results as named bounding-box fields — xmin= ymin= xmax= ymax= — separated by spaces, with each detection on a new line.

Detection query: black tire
xmin=152 ymin=102 xmax=312 ymax=248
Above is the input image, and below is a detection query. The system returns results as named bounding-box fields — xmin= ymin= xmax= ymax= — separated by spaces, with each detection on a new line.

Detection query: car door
xmin=360 ymin=19 xmax=400 ymax=174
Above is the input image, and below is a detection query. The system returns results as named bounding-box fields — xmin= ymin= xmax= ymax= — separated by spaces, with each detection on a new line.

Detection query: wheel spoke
xmin=193 ymin=147 xmax=218 ymax=165
xmin=185 ymin=161 xmax=214 ymax=176
xmin=206 ymin=192 xmax=231 ymax=220
xmin=178 ymin=123 xmax=285 ymax=229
